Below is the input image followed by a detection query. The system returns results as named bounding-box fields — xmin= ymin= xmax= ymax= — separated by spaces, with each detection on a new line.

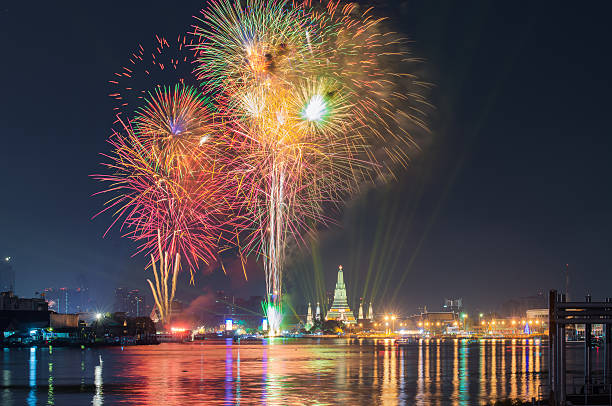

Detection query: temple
xmin=325 ymin=266 xmax=356 ymax=324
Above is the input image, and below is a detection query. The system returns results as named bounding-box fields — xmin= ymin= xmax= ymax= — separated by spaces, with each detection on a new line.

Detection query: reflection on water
xmin=0 ymin=339 xmax=550 ymax=405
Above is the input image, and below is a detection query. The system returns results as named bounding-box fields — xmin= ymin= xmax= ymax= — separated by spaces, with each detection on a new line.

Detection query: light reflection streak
xmin=381 ymin=342 xmax=397 ymax=405
xmin=460 ymin=339 xmax=469 ymax=405
xmin=424 ymin=340 xmax=430 ymax=398
xmin=511 ymin=340 xmax=517 ymax=399
xmin=491 ymin=339 xmax=497 ymax=400
xmin=262 ymin=344 xmax=268 ymax=403
xmin=479 ymin=340 xmax=485 ymax=400
xmin=92 ymin=356 xmax=103 ymax=406
xmin=399 ymin=346 xmax=406 ymax=404
xmin=435 ymin=341 xmax=441 ymax=406
xmin=417 ymin=340 xmax=423 ymax=405
xmin=225 ymin=342 xmax=233 ymax=405
xmin=27 ymin=347 xmax=36 ymax=406
xmin=358 ymin=349 xmax=363 ymax=386
xmin=47 ymin=361 xmax=54 ymax=406
xmin=236 ymin=349 xmax=241 ymax=405
xmin=452 ymin=339 xmax=458 ymax=404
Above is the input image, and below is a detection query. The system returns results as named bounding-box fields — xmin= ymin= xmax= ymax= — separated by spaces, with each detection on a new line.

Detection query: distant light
xmin=479 ymin=313 xmax=484 ymax=317
xmin=171 ymin=327 xmax=186 ymax=333
xmin=301 ymin=94 xmax=327 ymax=122
xmin=30 ymin=330 xmax=37 ymax=336
xmin=225 ymin=319 xmax=233 ymax=331
xmin=95 ymin=313 xmax=103 ymax=320
xmin=199 ymin=135 xmax=209 ymax=145
xmin=4 ymin=257 xmax=10 ymax=262
xmin=262 ymin=319 xmax=268 ymax=331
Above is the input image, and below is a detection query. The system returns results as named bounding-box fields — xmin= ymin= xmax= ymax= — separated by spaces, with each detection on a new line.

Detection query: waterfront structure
xmin=414 ymin=311 xmax=458 ymax=334
xmin=325 ymin=266 xmax=356 ymax=324
xmin=368 ymin=302 xmax=373 ymax=320
xmin=315 ymin=302 xmax=321 ymax=321
xmin=548 ymin=290 xmax=612 ymax=405
xmin=0 ymin=292 xmax=50 ymax=338
xmin=358 ymin=300 xmax=364 ymax=320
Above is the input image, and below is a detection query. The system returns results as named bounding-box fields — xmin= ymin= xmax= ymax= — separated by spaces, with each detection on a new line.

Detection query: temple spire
xmin=368 ymin=302 xmax=373 ymax=320
xmin=358 ymin=299 xmax=364 ymax=320
xmin=325 ymin=265 xmax=356 ymax=324
xmin=306 ymin=302 xmax=313 ymax=329
xmin=315 ymin=301 xmax=321 ymax=321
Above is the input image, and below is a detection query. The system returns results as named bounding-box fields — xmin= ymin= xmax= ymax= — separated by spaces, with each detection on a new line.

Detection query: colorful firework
xmin=192 ymin=0 xmax=428 ymax=334
xmin=147 ymin=231 xmax=180 ymax=325
xmin=109 ymin=34 xmax=199 ymax=119
xmin=94 ymin=85 xmax=240 ymax=275
xmin=97 ymin=0 xmax=428 ymax=334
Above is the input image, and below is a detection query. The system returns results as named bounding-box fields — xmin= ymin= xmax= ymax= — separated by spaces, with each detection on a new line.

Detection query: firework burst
xmin=97 ymin=0 xmax=429 ymax=333
xmin=191 ymin=0 xmax=428 ymax=334
xmin=94 ymin=85 xmax=240 ymax=275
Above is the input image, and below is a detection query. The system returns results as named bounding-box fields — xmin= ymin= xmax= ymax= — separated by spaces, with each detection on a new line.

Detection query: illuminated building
xmin=415 ymin=311 xmax=457 ymax=334
xmin=443 ymin=298 xmax=463 ymax=313
xmin=368 ymin=302 xmax=373 ymax=320
xmin=325 ymin=266 xmax=356 ymax=324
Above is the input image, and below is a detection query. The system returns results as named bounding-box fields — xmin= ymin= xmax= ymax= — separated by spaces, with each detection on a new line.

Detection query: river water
xmin=1 ymin=338 xmax=547 ymax=405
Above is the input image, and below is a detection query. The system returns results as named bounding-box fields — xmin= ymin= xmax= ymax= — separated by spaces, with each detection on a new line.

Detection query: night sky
xmin=1 ymin=1 xmax=611 ymax=314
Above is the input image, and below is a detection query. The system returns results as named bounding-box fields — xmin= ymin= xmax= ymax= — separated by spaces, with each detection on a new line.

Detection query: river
xmin=1 ymin=338 xmax=547 ymax=405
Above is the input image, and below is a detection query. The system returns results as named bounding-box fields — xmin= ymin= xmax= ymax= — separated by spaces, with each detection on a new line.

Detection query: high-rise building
xmin=0 ymin=257 xmax=15 ymax=293
xmin=114 ymin=287 xmax=146 ymax=317
xmin=42 ymin=287 xmax=90 ymax=314
xmin=127 ymin=289 xmax=145 ymax=317
xmin=114 ymin=287 xmax=130 ymax=313
xmin=325 ymin=265 xmax=356 ymax=324
xmin=444 ymin=298 xmax=463 ymax=313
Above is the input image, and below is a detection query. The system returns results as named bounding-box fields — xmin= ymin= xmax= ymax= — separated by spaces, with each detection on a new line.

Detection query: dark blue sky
xmin=1 ymin=1 xmax=611 ymax=313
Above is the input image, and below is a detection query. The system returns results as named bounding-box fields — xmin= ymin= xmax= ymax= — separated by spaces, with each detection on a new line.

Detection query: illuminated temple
xmin=325 ymin=265 xmax=356 ymax=324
